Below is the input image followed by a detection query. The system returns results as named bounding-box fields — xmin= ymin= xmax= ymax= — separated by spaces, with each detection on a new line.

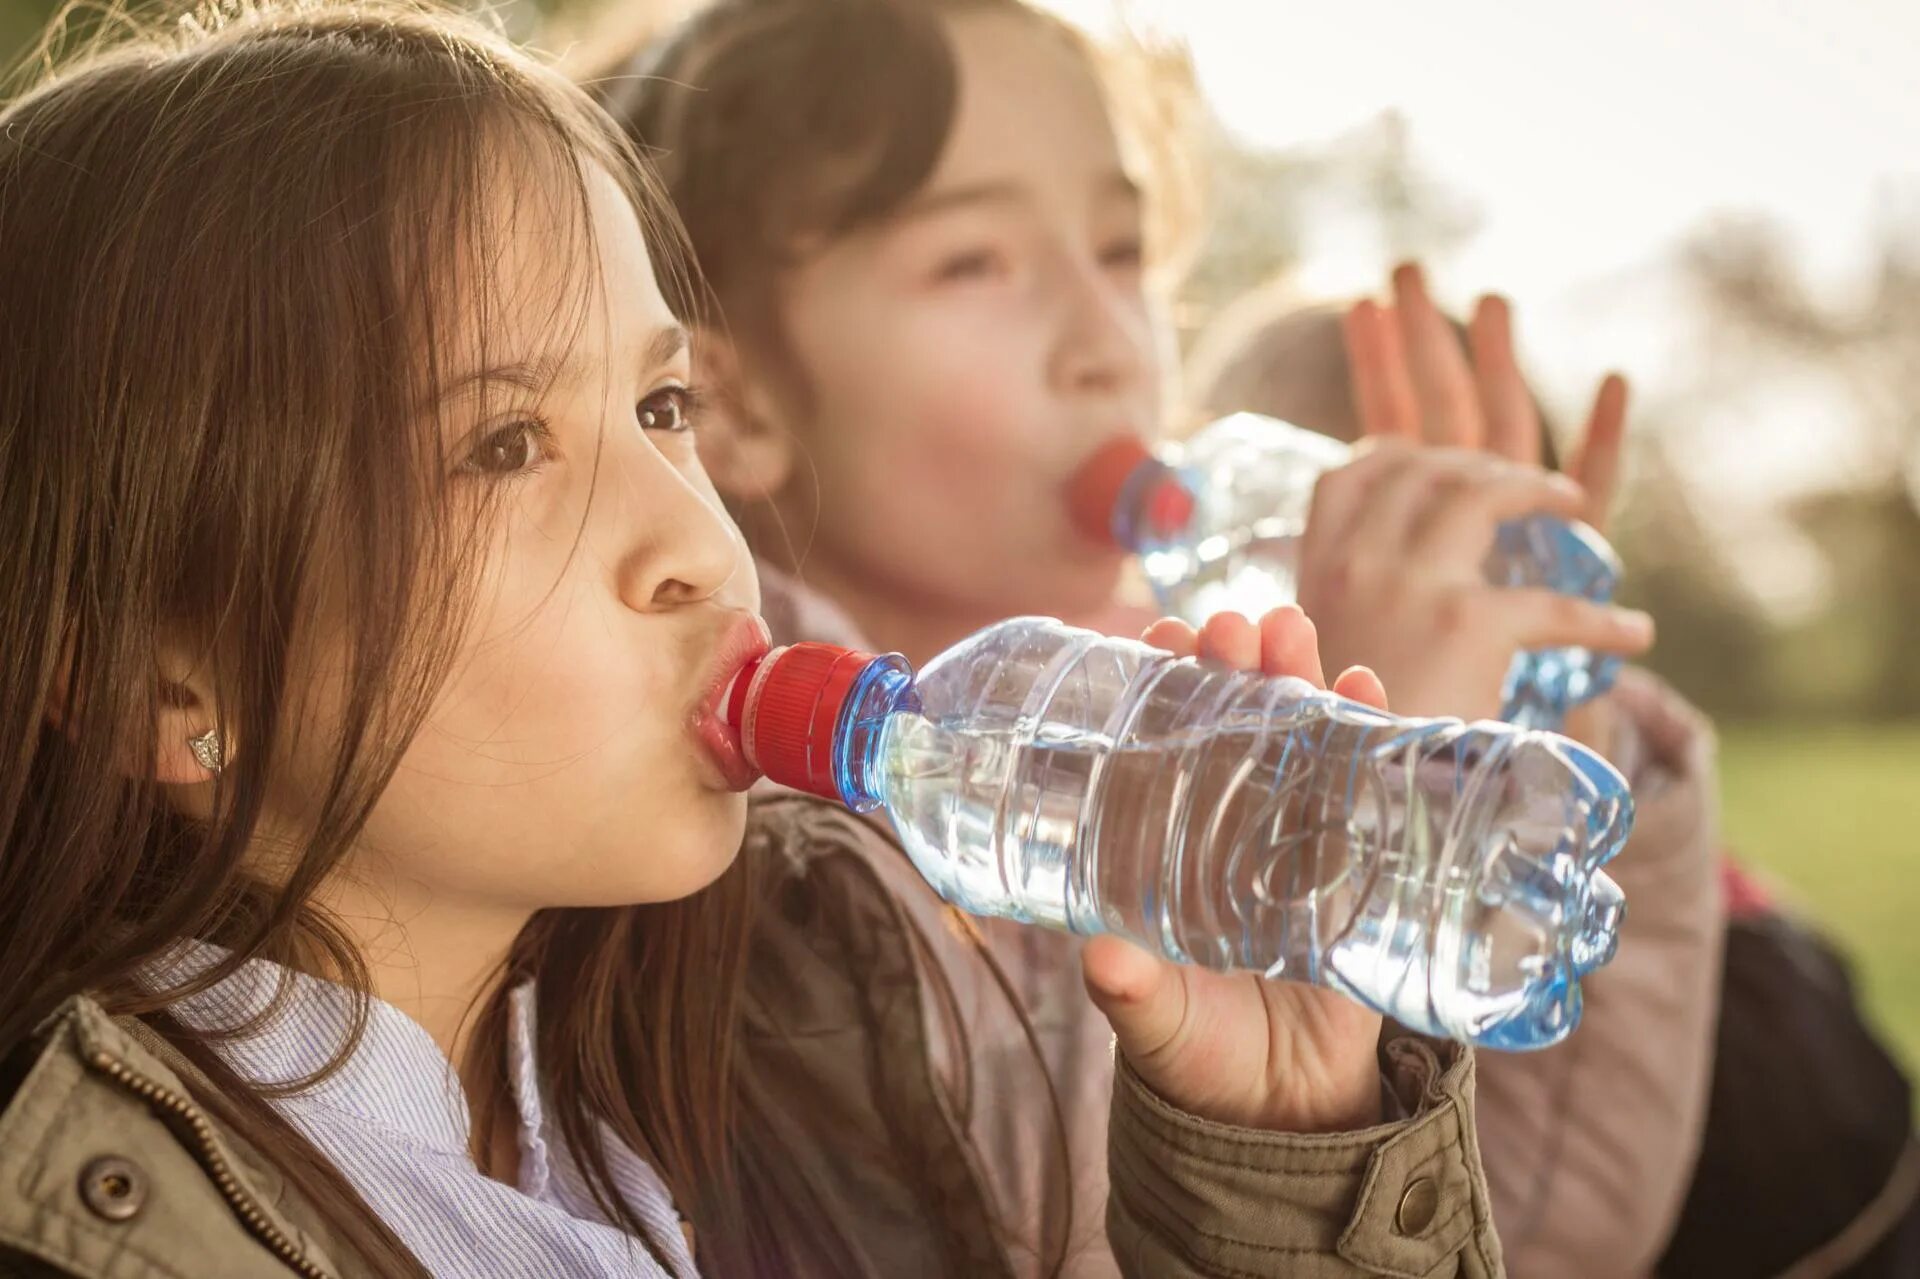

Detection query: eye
xmin=1100 ymin=237 xmax=1144 ymax=271
xmin=458 ymin=418 xmax=553 ymax=477
xmin=638 ymin=385 xmax=699 ymax=433
xmin=933 ymin=247 xmax=1006 ymax=283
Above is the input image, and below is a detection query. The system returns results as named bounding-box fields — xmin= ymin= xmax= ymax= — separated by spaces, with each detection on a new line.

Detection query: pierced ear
xmin=151 ymin=636 xmax=226 ymax=785
xmin=692 ymin=328 xmax=796 ymax=504
xmin=43 ymin=631 xmax=226 ymax=785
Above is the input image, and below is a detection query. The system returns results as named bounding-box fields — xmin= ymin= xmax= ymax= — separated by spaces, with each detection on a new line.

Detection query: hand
xmin=1081 ymin=607 xmax=1390 ymax=1134
xmin=1343 ymin=263 xmax=1638 ymax=742
xmin=1294 ymin=441 xmax=1653 ymax=721
xmin=1344 ymin=262 xmax=1628 ymax=533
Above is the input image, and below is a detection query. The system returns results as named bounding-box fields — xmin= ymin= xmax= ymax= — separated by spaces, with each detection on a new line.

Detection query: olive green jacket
xmin=0 ymin=800 xmax=1503 ymax=1278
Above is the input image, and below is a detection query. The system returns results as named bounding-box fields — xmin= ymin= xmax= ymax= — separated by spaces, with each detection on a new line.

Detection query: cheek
xmin=815 ymin=310 xmax=1056 ymax=524
xmin=434 ymin=571 xmax=666 ymax=761
xmin=888 ymin=377 xmax=1034 ymax=501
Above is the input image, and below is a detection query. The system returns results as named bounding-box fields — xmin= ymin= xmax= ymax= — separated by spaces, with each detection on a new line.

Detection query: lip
xmin=689 ymin=612 xmax=772 ymax=792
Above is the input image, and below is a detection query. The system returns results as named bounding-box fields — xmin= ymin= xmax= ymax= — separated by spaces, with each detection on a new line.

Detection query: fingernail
xmin=1623 ymin=609 xmax=1655 ymax=640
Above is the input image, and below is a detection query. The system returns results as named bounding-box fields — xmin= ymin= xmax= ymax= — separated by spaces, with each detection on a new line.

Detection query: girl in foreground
xmin=0 ymin=4 xmax=1501 ymax=1276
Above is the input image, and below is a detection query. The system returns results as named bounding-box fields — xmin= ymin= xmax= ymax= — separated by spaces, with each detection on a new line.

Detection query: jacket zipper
xmin=85 ymin=1048 xmax=333 ymax=1279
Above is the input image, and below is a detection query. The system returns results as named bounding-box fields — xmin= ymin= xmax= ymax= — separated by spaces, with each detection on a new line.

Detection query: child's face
xmin=766 ymin=10 xmax=1163 ymax=627
xmin=292 ymin=160 xmax=764 ymax=914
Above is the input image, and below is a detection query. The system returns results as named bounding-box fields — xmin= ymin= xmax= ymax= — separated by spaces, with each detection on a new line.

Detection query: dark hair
xmin=590 ymin=0 xmax=1198 ymax=379
xmin=0 ymin=4 xmax=823 ymax=1274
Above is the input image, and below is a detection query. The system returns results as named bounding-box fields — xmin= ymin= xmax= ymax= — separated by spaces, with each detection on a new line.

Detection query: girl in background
xmin=597 ymin=2 xmax=1707 ymax=1274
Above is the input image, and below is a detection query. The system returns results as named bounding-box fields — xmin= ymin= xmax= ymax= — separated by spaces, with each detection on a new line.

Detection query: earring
xmin=188 ymin=727 xmax=225 ymax=775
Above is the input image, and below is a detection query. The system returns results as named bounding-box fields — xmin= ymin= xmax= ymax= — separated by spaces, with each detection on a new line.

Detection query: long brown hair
xmin=0 ymin=4 xmax=824 ymax=1274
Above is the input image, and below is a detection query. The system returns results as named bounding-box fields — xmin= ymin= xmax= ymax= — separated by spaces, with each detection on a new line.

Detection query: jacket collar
xmin=0 ymin=993 xmax=357 ymax=1278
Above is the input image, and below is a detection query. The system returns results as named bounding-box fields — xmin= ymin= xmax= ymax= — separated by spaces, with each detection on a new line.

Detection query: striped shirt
xmin=165 ymin=946 xmax=699 ymax=1278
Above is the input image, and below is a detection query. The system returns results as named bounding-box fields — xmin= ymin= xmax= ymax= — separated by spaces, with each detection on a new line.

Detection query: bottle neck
xmin=1111 ymin=457 xmax=1197 ymax=552
xmin=831 ymin=654 xmax=919 ymax=812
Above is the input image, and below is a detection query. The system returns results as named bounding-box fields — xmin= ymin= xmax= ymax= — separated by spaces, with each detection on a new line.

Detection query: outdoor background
xmin=4 ymin=0 xmax=1915 ymax=1075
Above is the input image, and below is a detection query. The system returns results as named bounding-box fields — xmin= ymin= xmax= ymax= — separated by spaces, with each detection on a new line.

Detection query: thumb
xmin=1081 ymin=935 xmax=1191 ymax=1067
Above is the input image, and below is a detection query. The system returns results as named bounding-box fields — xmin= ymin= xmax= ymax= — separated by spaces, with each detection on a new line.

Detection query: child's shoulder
xmin=0 ymin=996 xmax=365 ymax=1278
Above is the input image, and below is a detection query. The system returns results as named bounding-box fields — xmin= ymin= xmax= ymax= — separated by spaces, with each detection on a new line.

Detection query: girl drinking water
xmin=597 ymin=1 xmax=1711 ymax=1273
xmin=0 ymin=4 xmax=1501 ymax=1275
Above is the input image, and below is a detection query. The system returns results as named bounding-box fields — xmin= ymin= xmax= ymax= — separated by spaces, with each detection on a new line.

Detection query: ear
xmin=142 ymin=636 xmax=228 ymax=784
xmin=692 ymin=327 xmax=797 ymax=504
xmin=44 ymin=630 xmax=224 ymax=786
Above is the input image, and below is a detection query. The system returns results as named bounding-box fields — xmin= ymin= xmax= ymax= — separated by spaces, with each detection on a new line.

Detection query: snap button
xmin=1395 ymin=1175 xmax=1439 ymax=1236
xmin=79 ymin=1156 xmax=148 ymax=1222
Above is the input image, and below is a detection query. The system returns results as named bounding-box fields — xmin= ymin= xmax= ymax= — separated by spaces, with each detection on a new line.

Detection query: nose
xmin=607 ymin=437 xmax=745 ymax=613
xmin=1047 ymin=255 xmax=1152 ymax=401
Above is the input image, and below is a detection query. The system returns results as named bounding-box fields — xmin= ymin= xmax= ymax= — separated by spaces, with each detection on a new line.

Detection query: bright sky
xmin=1041 ymin=0 xmax=1920 ymax=615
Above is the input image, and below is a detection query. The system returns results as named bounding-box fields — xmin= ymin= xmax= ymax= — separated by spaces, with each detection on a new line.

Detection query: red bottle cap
xmin=1065 ymin=436 xmax=1195 ymax=548
xmin=1142 ymin=472 xmax=1197 ymax=540
xmin=727 ymin=642 xmax=876 ymax=801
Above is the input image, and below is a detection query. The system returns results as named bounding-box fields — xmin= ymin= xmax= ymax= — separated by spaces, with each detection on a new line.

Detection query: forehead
xmin=468 ymin=144 xmax=675 ymax=362
xmin=931 ymin=10 xmax=1128 ymax=194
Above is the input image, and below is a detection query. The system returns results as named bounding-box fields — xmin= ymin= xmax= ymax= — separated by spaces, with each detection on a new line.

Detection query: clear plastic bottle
xmin=728 ymin=616 xmax=1631 ymax=1050
xmin=1066 ymin=412 xmax=1625 ymax=729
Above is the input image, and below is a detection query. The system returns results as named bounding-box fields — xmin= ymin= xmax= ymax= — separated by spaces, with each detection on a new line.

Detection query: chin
xmin=651 ymin=799 xmax=750 ymax=900
xmin=562 ymin=795 xmax=749 ymax=908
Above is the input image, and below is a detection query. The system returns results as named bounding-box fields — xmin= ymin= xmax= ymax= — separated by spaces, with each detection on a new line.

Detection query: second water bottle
xmin=1066 ymin=412 xmax=1625 ymax=729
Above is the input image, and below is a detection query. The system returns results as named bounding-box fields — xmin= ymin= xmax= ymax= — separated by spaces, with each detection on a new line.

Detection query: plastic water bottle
xmin=1066 ymin=413 xmax=1624 ymax=729
xmin=728 ymin=616 xmax=1630 ymax=1050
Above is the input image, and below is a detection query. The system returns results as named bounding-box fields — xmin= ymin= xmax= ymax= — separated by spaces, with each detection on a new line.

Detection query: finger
xmin=1343 ymin=300 xmax=1420 ymax=441
xmin=1493 ymin=589 xmax=1656 ymax=655
xmin=1082 ymin=935 xmax=1193 ymax=1068
xmin=1345 ymin=447 xmax=1474 ymax=551
xmin=1257 ymin=605 xmax=1326 ymax=687
xmin=1331 ymin=664 xmax=1388 ymax=711
xmin=1142 ymin=618 xmax=1199 ymax=657
xmin=1567 ymin=373 xmax=1629 ymax=532
xmin=1467 ymin=295 xmax=1543 ymax=465
xmin=1416 ymin=463 xmax=1590 ymax=567
xmin=1196 ymin=611 xmax=1260 ymax=671
xmin=1392 ymin=263 xmax=1485 ymax=448
xmin=1300 ymin=437 xmax=1409 ymax=556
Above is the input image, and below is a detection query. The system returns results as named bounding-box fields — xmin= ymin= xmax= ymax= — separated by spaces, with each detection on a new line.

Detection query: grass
xmin=1716 ymin=721 xmax=1920 ymax=1081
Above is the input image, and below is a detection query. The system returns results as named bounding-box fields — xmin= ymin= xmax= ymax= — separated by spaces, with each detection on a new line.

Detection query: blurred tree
xmin=1176 ymin=111 xmax=1478 ymax=335
xmin=1611 ymin=436 xmax=1776 ymax=718
xmin=3 ymin=0 xmax=65 ymax=75
xmin=1685 ymin=214 xmax=1920 ymax=719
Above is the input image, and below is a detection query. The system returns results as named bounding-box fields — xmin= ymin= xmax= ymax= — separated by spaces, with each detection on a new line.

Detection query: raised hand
xmin=1336 ymin=261 xmax=1635 ymax=737
xmin=1294 ymin=440 xmax=1652 ymax=721
xmin=1344 ymin=262 xmax=1629 ymax=532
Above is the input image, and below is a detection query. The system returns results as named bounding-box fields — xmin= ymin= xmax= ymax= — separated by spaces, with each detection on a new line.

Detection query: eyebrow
xmin=895 ymin=170 xmax=1142 ymax=225
xmin=641 ymin=324 xmax=691 ymax=374
xmin=442 ymin=324 xmax=690 ymax=399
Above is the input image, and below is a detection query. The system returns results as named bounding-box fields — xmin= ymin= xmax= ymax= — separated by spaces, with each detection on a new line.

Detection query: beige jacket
xmin=0 ymin=803 xmax=1503 ymax=1277
xmin=759 ymin=563 xmax=1724 ymax=1278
